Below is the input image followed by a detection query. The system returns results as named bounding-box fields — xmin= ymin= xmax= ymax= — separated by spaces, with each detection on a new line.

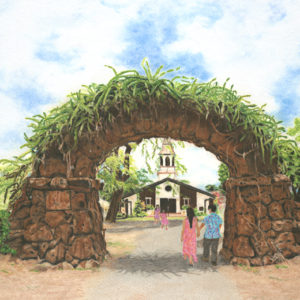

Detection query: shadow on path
xmin=87 ymin=222 xmax=241 ymax=300
xmin=111 ymin=253 xmax=226 ymax=277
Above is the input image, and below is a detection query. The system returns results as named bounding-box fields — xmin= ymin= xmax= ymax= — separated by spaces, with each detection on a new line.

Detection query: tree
xmin=205 ymin=184 xmax=219 ymax=192
xmin=140 ymin=138 xmax=187 ymax=176
xmin=99 ymin=138 xmax=187 ymax=222
xmin=287 ymin=117 xmax=300 ymax=143
xmin=133 ymin=200 xmax=146 ymax=217
xmin=278 ymin=118 xmax=300 ymax=202
xmin=0 ymin=152 xmax=31 ymax=210
xmin=218 ymin=163 xmax=230 ymax=191
xmin=98 ymin=144 xmax=136 ymax=223
xmin=278 ymin=143 xmax=300 ymax=202
xmin=99 ymin=163 xmax=152 ymax=222
xmin=0 ymin=164 xmax=13 ymax=209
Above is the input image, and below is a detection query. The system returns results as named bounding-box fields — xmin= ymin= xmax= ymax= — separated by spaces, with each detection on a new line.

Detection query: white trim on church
xmin=120 ymin=138 xmax=215 ymax=216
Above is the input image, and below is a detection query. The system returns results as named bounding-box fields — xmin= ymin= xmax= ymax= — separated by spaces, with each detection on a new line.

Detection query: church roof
xmin=123 ymin=177 xmax=215 ymax=199
xmin=159 ymin=138 xmax=175 ymax=155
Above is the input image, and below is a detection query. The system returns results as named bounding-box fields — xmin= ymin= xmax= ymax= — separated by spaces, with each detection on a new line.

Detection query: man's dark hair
xmin=208 ymin=203 xmax=217 ymax=212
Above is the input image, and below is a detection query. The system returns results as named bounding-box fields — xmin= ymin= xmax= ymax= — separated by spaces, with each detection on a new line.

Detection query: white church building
xmin=121 ymin=138 xmax=215 ymax=216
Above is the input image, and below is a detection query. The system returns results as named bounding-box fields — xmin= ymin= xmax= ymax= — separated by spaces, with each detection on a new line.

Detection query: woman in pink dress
xmin=154 ymin=205 xmax=160 ymax=224
xmin=181 ymin=207 xmax=199 ymax=266
xmin=160 ymin=209 xmax=168 ymax=230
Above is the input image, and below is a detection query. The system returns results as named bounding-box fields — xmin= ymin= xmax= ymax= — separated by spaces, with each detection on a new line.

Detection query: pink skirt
xmin=160 ymin=214 xmax=168 ymax=225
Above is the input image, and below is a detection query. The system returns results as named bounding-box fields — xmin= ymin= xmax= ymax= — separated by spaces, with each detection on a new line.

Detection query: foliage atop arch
xmin=0 ymin=59 xmax=297 ymax=207
xmin=21 ymin=59 xmax=291 ymax=159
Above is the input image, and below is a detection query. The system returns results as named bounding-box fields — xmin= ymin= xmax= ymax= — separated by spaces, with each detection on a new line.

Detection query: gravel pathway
xmin=86 ymin=221 xmax=241 ymax=300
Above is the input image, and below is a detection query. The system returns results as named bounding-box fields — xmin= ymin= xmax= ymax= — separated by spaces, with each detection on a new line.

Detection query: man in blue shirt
xmin=198 ymin=203 xmax=222 ymax=266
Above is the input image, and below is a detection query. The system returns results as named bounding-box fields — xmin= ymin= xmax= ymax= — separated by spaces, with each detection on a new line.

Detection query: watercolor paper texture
xmin=1 ymin=1 xmax=300 ymax=299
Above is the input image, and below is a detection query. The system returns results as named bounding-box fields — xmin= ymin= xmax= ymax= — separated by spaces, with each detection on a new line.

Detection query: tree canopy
xmin=97 ymin=147 xmax=152 ymax=202
xmin=279 ymin=118 xmax=300 ymax=201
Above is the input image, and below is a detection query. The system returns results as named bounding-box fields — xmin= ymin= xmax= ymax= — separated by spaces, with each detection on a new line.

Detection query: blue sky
xmin=0 ymin=0 xmax=299 ymax=188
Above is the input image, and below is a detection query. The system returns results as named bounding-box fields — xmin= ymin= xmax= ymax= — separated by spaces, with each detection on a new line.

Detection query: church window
xmin=160 ymin=156 xmax=163 ymax=166
xmin=166 ymin=156 xmax=170 ymax=166
xmin=145 ymin=197 xmax=152 ymax=205
xmin=183 ymin=197 xmax=190 ymax=206
xmin=165 ymin=185 xmax=172 ymax=192
xmin=172 ymin=157 xmax=174 ymax=166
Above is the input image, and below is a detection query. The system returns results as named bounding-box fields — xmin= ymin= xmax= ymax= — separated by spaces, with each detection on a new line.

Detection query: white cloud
xmin=0 ymin=0 xmax=134 ymax=101
xmin=176 ymin=142 xmax=220 ymax=188
xmin=1 ymin=0 xmax=299 ymax=182
xmin=163 ymin=0 xmax=300 ymax=113
xmin=0 ymin=93 xmax=29 ymax=158
xmin=0 ymin=0 xmax=140 ymax=159
xmin=0 ymin=93 xmax=26 ymax=134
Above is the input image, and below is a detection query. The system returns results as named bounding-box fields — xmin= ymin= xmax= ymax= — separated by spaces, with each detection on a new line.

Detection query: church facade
xmin=121 ymin=139 xmax=214 ymax=216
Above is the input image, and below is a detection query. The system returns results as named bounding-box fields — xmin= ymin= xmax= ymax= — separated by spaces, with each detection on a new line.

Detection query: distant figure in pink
xmin=181 ymin=207 xmax=199 ymax=266
xmin=160 ymin=209 xmax=168 ymax=230
xmin=154 ymin=205 xmax=160 ymax=225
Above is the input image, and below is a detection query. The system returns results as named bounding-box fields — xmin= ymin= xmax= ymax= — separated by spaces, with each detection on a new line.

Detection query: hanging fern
xmin=0 ymin=59 xmax=298 ymax=208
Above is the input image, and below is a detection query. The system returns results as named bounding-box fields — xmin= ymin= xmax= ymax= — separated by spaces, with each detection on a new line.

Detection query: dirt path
xmin=1 ymin=220 xmax=300 ymax=300
xmin=86 ymin=220 xmax=241 ymax=300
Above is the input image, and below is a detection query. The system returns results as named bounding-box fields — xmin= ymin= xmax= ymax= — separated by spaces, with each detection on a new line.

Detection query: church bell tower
xmin=157 ymin=138 xmax=176 ymax=180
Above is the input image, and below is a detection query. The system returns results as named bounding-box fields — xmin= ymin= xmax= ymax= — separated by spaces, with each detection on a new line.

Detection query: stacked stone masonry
xmin=6 ymin=99 xmax=300 ymax=267
xmin=220 ymin=174 xmax=300 ymax=266
xmin=8 ymin=177 xmax=107 ymax=268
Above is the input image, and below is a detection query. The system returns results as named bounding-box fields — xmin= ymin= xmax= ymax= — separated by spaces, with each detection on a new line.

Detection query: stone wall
xmin=8 ymin=176 xmax=106 ymax=268
xmin=220 ymin=174 xmax=300 ymax=266
xmin=6 ymin=97 xmax=300 ymax=267
xmin=293 ymin=199 xmax=300 ymax=244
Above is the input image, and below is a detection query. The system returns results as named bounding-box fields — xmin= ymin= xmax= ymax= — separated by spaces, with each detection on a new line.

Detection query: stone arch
xmin=8 ymin=88 xmax=300 ymax=268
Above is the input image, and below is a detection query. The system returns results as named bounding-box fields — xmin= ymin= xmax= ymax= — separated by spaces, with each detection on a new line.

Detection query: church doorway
xmin=124 ymin=200 xmax=132 ymax=216
xmin=160 ymin=198 xmax=176 ymax=213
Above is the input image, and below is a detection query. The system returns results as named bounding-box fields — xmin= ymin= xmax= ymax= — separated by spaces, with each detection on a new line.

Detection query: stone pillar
xmin=220 ymin=174 xmax=300 ymax=266
xmin=8 ymin=177 xmax=107 ymax=268
xmin=293 ymin=200 xmax=300 ymax=244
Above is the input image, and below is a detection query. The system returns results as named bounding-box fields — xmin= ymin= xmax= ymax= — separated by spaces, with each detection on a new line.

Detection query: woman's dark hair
xmin=186 ymin=207 xmax=195 ymax=228
xmin=208 ymin=203 xmax=217 ymax=212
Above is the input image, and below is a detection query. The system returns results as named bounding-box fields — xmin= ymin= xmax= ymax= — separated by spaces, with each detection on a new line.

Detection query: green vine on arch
xmin=0 ymin=59 xmax=297 ymax=208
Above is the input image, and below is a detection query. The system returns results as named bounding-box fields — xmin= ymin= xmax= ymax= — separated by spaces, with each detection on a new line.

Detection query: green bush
xmin=193 ymin=208 xmax=201 ymax=216
xmin=133 ymin=200 xmax=147 ymax=217
xmin=181 ymin=206 xmax=203 ymax=217
xmin=116 ymin=212 xmax=126 ymax=218
xmin=198 ymin=211 xmax=207 ymax=217
xmin=146 ymin=204 xmax=154 ymax=210
xmin=0 ymin=210 xmax=16 ymax=255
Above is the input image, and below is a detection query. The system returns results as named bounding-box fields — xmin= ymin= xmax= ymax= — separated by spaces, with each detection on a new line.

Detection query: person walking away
xmin=198 ymin=203 xmax=222 ymax=266
xmin=160 ymin=209 xmax=168 ymax=230
xmin=154 ymin=205 xmax=160 ymax=225
xmin=181 ymin=207 xmax=200 ymax=266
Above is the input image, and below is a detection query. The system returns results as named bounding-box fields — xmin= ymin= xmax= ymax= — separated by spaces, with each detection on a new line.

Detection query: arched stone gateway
xmin=7 ymin=74 xmax=300 ymax=268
